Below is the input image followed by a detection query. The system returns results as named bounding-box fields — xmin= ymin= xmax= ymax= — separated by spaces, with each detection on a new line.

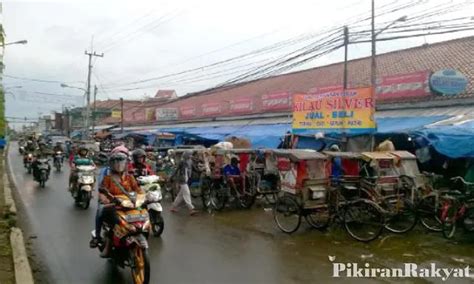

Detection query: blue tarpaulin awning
xmin=376 ymin=115 xmax=450 ymax=133
xmin=413 ymin=125 xmax=474 ymax=158
xmin=157 ymin=116 xmax=450 ymax=149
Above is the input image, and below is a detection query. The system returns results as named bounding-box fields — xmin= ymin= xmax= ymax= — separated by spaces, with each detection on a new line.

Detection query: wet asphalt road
xmin=7 ymin=142 xmax=474 ymax=284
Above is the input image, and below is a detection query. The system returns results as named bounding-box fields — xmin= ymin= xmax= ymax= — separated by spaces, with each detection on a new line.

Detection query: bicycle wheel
xmin=304 ymin=209 xmax=330 ymax=230
xmin=417 ymin=195 xmax=443 ymax=232
xmin=442 ymin=201 xmax=458 ymax=239
xmin=384 ymin=197 xmax=418 ymax=234
xmin=273 ymin=196 xmax=301 ymax=234
xmin=210 ymin=183 xmax=227 ymax=211
xmin=344 ymin=199 xmax=384 ymax=242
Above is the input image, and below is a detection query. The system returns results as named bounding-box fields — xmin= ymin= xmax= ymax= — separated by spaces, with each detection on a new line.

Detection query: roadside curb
xmin=4 ymin=172 xmax=17 ymax=214
xmin=4 ymin=144 xmax=35 ymax=284
xmin=10 ymin=227 xmax=34 ymax=284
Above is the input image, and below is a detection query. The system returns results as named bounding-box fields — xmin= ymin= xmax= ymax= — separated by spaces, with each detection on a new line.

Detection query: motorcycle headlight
xmin=81 ymin=185 xmax=92 ymax=192
xmin=28 ymin=154 xmax=33 ymax=158
xmin=81 ymin=176 xmax=94 ymax=184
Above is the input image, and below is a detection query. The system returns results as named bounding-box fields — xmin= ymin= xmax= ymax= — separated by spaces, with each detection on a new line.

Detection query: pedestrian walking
xmin=170 ymin=150 xmax=198 ymax=215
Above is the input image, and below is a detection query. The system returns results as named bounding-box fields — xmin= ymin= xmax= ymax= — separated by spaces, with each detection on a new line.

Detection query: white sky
xmin=2 ymin=0 xmax=473 ymax=124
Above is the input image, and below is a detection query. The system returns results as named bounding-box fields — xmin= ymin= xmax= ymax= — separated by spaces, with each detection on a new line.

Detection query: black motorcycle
xmin=35 ymin=158 xmax=50 ymax=188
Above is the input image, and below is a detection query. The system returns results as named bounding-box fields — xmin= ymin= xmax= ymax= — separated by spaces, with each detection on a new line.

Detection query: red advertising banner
xmin=180 ymin=106 xmax=196 ymax=118
xmin=261 ymin=92 xmax=291 ymax=110
xmin=202 ymin=102 xmax=222 ymax=116
xmin=229 ymin=98 xmax=253 ymax=114
xmin=377 ymin=71 xmax=431 ymax=101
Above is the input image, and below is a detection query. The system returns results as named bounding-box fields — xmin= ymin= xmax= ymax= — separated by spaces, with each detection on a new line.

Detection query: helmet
xmin=132 ymin=149 xmax=147 ymax=164
xmin=78 ymin=145 xmax=89 ymax=156
xmin=109 ymin=152 xmax=128 ymax=173
xmin=111 ymin=145 xmax=129 ymax=157
xmin=329 ymin=144 xmax=340 ymax=152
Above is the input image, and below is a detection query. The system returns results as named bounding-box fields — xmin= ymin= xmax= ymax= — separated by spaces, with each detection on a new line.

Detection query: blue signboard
xmin=430 ymin=69 xmax=468 ymax=95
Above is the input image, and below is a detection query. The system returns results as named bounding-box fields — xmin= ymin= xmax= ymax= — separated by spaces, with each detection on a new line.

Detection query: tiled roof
xmin=181 ymin=36 xmax=473 ymax=102
xmin=115 ymin=36 xmax=474 ymax=125
xmin=154 ymin=89 xmax=177 ymax=99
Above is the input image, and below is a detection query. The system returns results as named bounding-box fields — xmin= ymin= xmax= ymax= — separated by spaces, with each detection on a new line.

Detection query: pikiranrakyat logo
xmin=329 ymin=256 xmax=471 ymax=282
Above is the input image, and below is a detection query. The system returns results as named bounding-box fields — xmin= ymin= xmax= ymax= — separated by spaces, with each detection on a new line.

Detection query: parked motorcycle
xmin=35 ymin=158 xmax=50 ymax=188
xmin=137 ymin=175 xmax=164 ymax=237
xmin=24 ymin=153 xmax=34 ymax=174
xmin=92 ymin=191 xmax=151 ymax=284
xmin=53 ymin=151 xmax=63 ymax=172
xmin=72 ymin=165 xmax=96 ymax=209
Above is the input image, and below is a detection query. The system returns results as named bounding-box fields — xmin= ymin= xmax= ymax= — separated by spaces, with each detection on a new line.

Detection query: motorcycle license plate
xmin=123 ymin=213 xmax=148 ymax=223
xmin=38 ymin=165 xmax=49 ymax=170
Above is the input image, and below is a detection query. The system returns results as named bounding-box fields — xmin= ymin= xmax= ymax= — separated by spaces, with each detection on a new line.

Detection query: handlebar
xmin=450 ymin=176 xmax=474 ymax=186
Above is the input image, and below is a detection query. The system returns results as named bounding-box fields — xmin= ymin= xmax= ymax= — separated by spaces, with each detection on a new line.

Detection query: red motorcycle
xmin=92 ymin=191 xmax=151 ymax=284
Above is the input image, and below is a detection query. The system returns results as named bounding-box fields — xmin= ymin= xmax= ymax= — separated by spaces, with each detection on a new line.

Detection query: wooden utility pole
xmin=343 ymin=26 xmax=349 ymax=90
xmin=84 ymin=50 xmax=103 ymax=140
xmin=120 ymin=97 xmax=124 ymax=133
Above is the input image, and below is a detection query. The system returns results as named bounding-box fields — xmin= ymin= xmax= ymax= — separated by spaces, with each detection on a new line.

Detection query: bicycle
xmin=416 ymin=172 xmax=451 ymax=232
xmin=359 ymin=176 xmax=418 ymax=234
xmin=440 ymin=176 xmax=474 ymax=239
xmin=275 ymin=183 xmax=385 ymax=242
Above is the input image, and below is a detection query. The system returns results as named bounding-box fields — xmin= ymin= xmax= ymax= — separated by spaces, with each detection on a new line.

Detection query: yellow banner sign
xmin=292 ymin=87 xmax=376 ymax=133
xmin=111 ymin=110 xmax=122 ymax=118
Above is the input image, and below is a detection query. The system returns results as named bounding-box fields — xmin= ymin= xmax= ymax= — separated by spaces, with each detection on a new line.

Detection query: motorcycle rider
xmin=129 ymin=149 xmax=154 ymax=178
xmin=69 ymin=145 xmax=95 ymax=191
xmin=97 ymin=145 xmax=130 ymax=185
xmin=89 ymin=151 xmax=144 ymax=257
xmin=23 ymin=140 xmax=36 ymax=165
xmin=32 ymin=142 xmax=52 ymax=181
xmin=53 ymin=142 xmax=65 ymax=163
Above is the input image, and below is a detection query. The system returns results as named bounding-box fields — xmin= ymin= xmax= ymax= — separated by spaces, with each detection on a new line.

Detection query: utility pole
xmin=370 ymin=0 xmax=376 ymax=151
xmin=120 ymin=97 xmax=124 ymax=133
xmin=343 ymin=26 xmax=349 ymax=90
xmin=84 ymin=50 xmax=103 ymax=140
xmin=370 ymin=0 xmax=376 ymax=102
xmin=91 ymin=85 xmax=98 ymax=136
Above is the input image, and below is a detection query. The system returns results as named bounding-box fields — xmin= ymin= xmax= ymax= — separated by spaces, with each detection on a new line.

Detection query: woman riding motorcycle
xmin=90 ymin=150 xmax=144 ymax=256
xmin=129 ymin=149 xmax=154 ymax=178
xmin=69 ymin=145 xmax=95 ymax=191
